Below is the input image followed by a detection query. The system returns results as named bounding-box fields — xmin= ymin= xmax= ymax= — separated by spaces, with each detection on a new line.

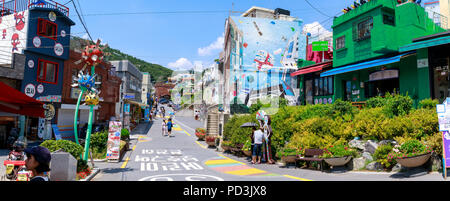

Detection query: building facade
xmin=320 ymin=0 xmax=446 ymax=106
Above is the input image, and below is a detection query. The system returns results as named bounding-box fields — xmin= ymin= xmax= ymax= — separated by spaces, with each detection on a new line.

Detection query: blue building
xmin=0 ymin=0 xmax=75 ymax=140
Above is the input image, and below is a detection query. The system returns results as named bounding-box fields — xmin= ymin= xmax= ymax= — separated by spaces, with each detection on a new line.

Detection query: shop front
xmin=292 ymin=61 xmax=334 ymax=105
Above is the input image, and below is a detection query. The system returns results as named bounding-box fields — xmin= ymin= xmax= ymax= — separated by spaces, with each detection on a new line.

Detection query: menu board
xmin=106 ymin=121 xmax=122 ymax=161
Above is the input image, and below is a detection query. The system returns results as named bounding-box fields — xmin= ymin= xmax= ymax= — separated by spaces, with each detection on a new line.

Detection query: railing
xmin=0 ymin=0 xmax=69 ymax=17
xmin=351 ymin=101 xmax=366 ymax=110
xmin=426 ymin=8 xmax=448 ymax=30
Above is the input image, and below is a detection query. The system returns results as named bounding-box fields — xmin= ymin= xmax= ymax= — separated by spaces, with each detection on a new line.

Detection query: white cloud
xmin=168 ymin=58 xmax=194 ymax=71
xmin=273 ymin=48 xmax=282 ymax=55
xmin=303 ymin=22 xmax=332 ymax=40
xmin=198 ymin=34 xmax=224 ymax=56
xmin=82 ymin=33 xmax=89 ymax=40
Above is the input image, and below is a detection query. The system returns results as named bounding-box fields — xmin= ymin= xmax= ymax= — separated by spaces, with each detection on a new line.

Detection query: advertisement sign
xmin=124 ymin=104 xmax=130 ymax=115
xmin=312 ymin=41 xmax=329 ymax=52
xmin=106 ymin=121 xmax=122 ymax=161
xmin=442 ymin=131 xmax=450 ymax=168
xmin=437 ymin=98 xmax=450 ymax=179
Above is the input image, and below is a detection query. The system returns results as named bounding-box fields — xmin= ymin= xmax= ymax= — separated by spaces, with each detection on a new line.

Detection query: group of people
xmin=161 ymin=118 xmax=174 ymax=137
xmin=250 ymin=115 xmax=275 ymax=165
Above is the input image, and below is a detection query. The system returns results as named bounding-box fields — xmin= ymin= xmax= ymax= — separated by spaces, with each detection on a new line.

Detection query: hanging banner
xmin=437 ymin=98 xmax=450 ymax=179
xmin=106 ymin=121 xmax=122 ymax=161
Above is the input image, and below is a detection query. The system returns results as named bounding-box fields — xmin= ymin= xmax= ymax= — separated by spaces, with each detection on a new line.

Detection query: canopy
xmin=0 ymin=82 xmax=44 ymax=118
xmin=291 ymin=61 xmax=332 ymax=77
xmin=320 ymin=52 xmax=415 ymax=77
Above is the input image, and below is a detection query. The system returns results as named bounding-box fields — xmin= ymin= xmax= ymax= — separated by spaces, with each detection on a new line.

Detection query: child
xmin=161 ymin=119 xmax=167 ymax=136
xmin=167 ymin=118 xmax=174 ymax=137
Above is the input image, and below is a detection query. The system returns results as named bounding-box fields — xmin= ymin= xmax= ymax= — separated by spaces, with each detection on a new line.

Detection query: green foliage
xmin=332 ymin=99 xmax=355 ymax=117
xmin=366 ymin=96 xmax=387 ymax=108
xmin=419 ymin=99 xmax=439 ymax=109
xmin=373 ymin=144 xmax=396 ymax=169
xmin=242 ymin=140 xmax=252 ymax=151
xmin=276 ymin=148 xmax=302 ymax=157
xmin=121 ymin=128 xmax=130 ymax=141
xmin=321 ymin=144 xmax=356 ymax=158
xmin=90 ymin=130 xmax=109 ymax=156
xmin=383 ymin=93 xmax=413 ymax=117
xmin=40 ymin=140 xmax=83 ymax=160
xmin=223 ymin=114 xmax=258 ymax=147
xmin=195 ymin=128 xmax=206 ymax=134
xmin=423 ymin=132 xmax=442 ymax=156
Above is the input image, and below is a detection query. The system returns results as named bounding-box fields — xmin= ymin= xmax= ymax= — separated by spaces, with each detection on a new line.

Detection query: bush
xmin=332 ymin=99 xmax=355 ymax=117
xmin=321 ymin=144 xmax=356 ymax=158
xmin=366 ymin=96 xmax=387 ymax=108
xmin=388 ymin=139 xmax=433 ymax=162
xmin=90 ymin=130 xmax=109 ymax=157
xmin=242 ymin=140 xmax=252 ymax=151
xmin=423 ymin=132 xmax=442 ymax=156
xmin=195 ymin=128 xmax=206 ymax=134
xmin=121 ymin=128 xmax=130 ymax=141
xmin=276 ymin=148 xmax=302 ymax=157
xmin=40 ymin=140 xmax=83 ymax=160
xmin=419 ymin=99 xmax=439 ymax=109
xmin=383 ymin=93 xmax=413 ymax=117
xmin=373 ymin=144 xmax=396 ymax=169
xmin=223 ymin=114 xmax=258 ymax=147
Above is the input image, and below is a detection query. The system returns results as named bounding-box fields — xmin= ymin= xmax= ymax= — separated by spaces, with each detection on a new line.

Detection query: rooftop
xmin=0 ymin=0 xmax=69 ymax=17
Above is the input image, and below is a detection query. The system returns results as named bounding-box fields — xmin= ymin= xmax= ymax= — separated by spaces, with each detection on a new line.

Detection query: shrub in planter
xmin=387 ymin=139 xmax=433 ymax=162
xmin=242 ymin=140 xmax=252 ymax=156
xmin=195 ymin=128 xmax=206 ymax=140
xmin=221 ymin=140 xmax=233 ymax=151
xmin=276 ymin=148 xmax=302 ymax=157
xmin=206 ymin=135 xmax=217 ymax=146
xmin=373 ymin=144 xmax=396 ymax=169
xmin=419 ymin=98 xmax=439 ymax=109
xmin=121 ymin=128 xmax=130 ymax=141
xmin=90 ymin=130 xmax=109 ymax=159
xmin=40 ymin=140 xmax=83 ymax=160
xmin=320 ymin=144 xmax=356 ymax=158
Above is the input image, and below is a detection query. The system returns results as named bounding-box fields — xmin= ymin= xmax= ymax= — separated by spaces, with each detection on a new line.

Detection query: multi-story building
xmin=141 ymin=72 xmax=152 ymax=105
xmin=320 ymin=0 xmax=446 ymax=106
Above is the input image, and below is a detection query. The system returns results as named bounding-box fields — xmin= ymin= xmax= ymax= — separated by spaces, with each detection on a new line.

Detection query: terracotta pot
xmin=395 ymin=152 xmax=432 ymax=168
xmin=206 ymin=140 xmax=216 ymax=147
xmin=243 ymin=150 xmax=252 ymax=157
xmin=324 ymin=156 xmax=352 ymax=167
xmin=281 ymin=155 xmax=298 ymax=163
xmin=221 ymin=145 xmax=231 ymax=151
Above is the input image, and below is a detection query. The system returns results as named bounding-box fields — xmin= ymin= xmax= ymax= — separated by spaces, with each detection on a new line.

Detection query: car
xmin=159 ymin=99 xmax=170 ymax=104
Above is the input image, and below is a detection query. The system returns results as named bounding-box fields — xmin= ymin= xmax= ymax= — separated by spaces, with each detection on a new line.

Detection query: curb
xmin=80 ymin=167 xmax=100 ymax=181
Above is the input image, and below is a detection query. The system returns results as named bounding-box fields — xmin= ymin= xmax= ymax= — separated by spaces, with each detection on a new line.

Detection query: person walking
xmin=161 ymin=119 xmax=167 ymax=136
xmin=252 ymin=126 xmax=264 ymax=164
xmin=167 ymin=118 xmax=174 ymax=137
xmin=24 ymin=146 xmax=51 ymax=182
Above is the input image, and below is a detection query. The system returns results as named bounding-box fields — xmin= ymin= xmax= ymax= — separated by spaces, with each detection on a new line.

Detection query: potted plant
xmin=276 ymin=148 xmax=302 ymax=164
xmin=242 ymin=140 xmax=252 ymax=157
xmin=206 ymin=135 xmax=217 ymax=147
xmin=195 ymin=128 xmax=206 ymax=140
xmin=387 ymin=139 xmax=433 ymax=168
xmin=221 ymin=140 xmax=232 ymax=151
xmin=321 ymin=144 xmax=355 ymax=167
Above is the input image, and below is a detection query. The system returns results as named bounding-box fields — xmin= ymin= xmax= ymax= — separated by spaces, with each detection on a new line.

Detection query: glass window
xmin=45 ymin=63 xmax=56 ymax=83
xmin=37 ymin=60 xmax=58 ymax=84
xmin=383 ymin=14 xmax=395 ymax=26
xmin=38 ymin=19 xmax=57 ymax=40
xmin=319 ymin=78 xmax=323 ymax=96
xmin=356 ymin=17 xmax=373 ymax=41
xmin=328 ymin=77 xmax=333 ymax=95
xmin=336 ymin=36 xmax=345 ymax=50
xmin=314 ymin=78 xmax=319 ymax=96
xmin=324 ymin=77 xmax=328 ymax=95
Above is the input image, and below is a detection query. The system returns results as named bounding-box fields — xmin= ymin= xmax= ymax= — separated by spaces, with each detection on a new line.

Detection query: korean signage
xmin=106 ymin=121 xmax=122 ymax=161
xmin=436 ymin=98 xmax=450 ymax=168
xmin=312 ymin=41 xmax=329 ymax=52
xmin=124 ymin=104 xmax=130 ymax=115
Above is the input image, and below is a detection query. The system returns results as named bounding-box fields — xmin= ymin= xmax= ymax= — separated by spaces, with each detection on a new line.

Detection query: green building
xmin=321 ymin=0 xmax=446 ymax=106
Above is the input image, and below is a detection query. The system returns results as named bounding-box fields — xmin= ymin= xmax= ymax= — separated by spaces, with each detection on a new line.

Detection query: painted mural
xmin=228 ymin=16 xmax=305 ymax=107
xmin=0 ymin=10 xmax=29 ymax=64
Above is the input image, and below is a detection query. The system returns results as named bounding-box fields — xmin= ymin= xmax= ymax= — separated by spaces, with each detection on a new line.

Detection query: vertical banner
xmin=144 ymin=107 xmax=150 ymax=122
xmin=437 ymin=98 xmax=450 ymax=179
xmin=106 ymin=121 xmax=122 ymax=162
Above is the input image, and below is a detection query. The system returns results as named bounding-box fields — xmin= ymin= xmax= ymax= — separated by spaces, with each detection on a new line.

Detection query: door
xmin=343 ymin=80 xmax=352 ymax=101
xmin=305 ymin=79 xmax=313 ymax=104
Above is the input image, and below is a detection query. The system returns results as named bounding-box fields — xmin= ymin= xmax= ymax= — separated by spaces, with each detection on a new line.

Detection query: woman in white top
xmin=161 ymin=119 xmax=167 ymax=136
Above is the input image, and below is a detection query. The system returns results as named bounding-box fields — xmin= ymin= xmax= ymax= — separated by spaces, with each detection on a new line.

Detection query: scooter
xmin=3 ymin=141 xmax=30 ymax=181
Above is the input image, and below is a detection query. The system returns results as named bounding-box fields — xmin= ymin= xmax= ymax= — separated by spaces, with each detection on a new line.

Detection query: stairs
xmin=206 ymin=113 xmax=219 ymax=136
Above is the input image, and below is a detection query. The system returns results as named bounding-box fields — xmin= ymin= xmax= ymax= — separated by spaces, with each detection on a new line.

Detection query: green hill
xmin=70 ymin=36 xmax=173 ymax=83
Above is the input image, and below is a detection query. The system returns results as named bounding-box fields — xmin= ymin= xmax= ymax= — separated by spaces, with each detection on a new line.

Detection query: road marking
xmin=195 ymin=141 xmax=207 ymax=149
xmin=224 ymin=168 xmax=267 ymax=176
xmin=183 ymin=130 xmax=191 ymax=136
xmin=132 ymin=145 xmax=136 ymax=151
xmin=283 ymin=174 xmax=313 ymax=181
xmin=121 ymin=157 xmax=130 ymax=169
xmin=217 ymin=154 xmax=246 ymax=165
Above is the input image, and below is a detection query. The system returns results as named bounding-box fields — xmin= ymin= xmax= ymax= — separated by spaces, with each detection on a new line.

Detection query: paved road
xmin=92 ymin=106 xmax=446 ymax=181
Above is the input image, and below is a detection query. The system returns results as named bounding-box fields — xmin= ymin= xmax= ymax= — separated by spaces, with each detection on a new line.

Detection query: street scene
xmin=1 ymin=0 xmax=450 ymax=186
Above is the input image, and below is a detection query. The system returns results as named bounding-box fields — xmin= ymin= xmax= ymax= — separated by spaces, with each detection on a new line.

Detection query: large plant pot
xmin=221 ymin=145 xmax=231 ymax=151
xmin=395 ymin=152 xmax=432 ymax=168
xmin=195 ymin=133 xmax=205 ymax=141
xmin=281 ymin=155 xmax=298 ymax=163
xmin=324 ymin=156 xmax=352 ymax=167
xmin=243 ymin=150 xmax=252 ymax=157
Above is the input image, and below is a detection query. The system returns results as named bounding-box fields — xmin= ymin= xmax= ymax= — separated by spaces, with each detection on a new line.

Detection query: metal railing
xmin=426 ymin=9 xmax=448 ymax=30
xmin=0 ymin=0 xmax=69 ymax=17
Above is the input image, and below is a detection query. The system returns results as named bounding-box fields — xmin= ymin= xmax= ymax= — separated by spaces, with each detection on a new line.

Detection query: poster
xmin=106 ymin=121 xmax=122 ymax=161
xmin=443 ymin=131 xmax=450 ymax=168
xmin=437 ymin=100 xmax=450 ymax=169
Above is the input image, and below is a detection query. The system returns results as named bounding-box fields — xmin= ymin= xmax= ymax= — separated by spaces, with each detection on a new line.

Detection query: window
xmin=37 ymin=59 xmax=58 ymax=84
xmin=38 ymin=18 xmax=57 ymax=40
xmin=354 ymin=17 xmax=373 ymax=41
xmin=383 ymin=14 xmax=395 ymax=26
xmin=336 ymin=36 xmax=345 ymax=50
xmin=314 ymin=76 xmax=334 ymax=96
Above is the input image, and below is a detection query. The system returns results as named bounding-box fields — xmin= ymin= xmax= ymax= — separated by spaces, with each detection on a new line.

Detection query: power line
xmin=304 ymin=0 xmax=331 ymax=18
xmin=71 ymin=0 xmax=93 ymax=42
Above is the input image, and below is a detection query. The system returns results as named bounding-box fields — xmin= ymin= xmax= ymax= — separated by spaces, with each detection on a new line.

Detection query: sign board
xmin=124 ymin=104 xmax=130 ymax=115
xmin=51 ymin=124 xmax=62 ymax=140
xmin=436 ymin=99 xmax=450 ymax=179
xmin=106 ymin=121 xmax=122 ymax=162
xmin=417 ymin=58 xmax=429 ymax=68
xmin=312 ymin=41 xmax=329 ymax=52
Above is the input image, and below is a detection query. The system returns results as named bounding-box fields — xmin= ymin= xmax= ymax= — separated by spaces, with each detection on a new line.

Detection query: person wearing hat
xmin=25 ymin=146 xmax=51 ymax=181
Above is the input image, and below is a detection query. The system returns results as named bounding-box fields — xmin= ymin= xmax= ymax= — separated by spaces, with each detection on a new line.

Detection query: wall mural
xmin=229 ymin=16 xmax=305 ymax=107
xmin=0 ymin=10 xmax=28 ymax=64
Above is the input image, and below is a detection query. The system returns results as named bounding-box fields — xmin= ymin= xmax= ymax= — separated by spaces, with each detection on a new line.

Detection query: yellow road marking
xmin=195 ymin=141 xmax=207 ymax=149
xmin=183 ymin=130 xmax=191 ymax=136
xmin=121 ymin=157 xmax=130 ymax=169
xmin=132 ymin=145 xmax=136 ymax=151
xmin=225 ymin=168 xmax=267 ymax=176
xmin=283 ymin=174 xmax=313 ymax=181
xmin=217 ymin=154 xmax=246 ymax=165
xmin=205 ymin=159 xmax=237 ymax=165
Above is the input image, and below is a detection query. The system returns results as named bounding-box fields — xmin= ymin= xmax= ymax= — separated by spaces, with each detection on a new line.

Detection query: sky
xmin=63 ymin=0 xmax=360 ymax=71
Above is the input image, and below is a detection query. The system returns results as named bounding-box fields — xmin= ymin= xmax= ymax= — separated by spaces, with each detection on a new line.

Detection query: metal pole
xmin=73 ymin=88 xmax=85 ymax=159
xmin=83 ymin=65 xmax=95 ymax=161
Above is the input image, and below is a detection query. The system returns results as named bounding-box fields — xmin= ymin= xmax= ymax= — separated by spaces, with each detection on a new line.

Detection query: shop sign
xmin=24 ymin=84 xmax=36 ymax=97
xmin=124 ymin=104 xmax=130 ymax=115
xmin=106 ymin=121 xmax=122 ymax=161
xmin=436 ymin=98 xmax=450 ymax=177
xmin=417 ymin=58 xmax=428 ymax=68
xmin=312 ymin=41 xmax=329 ymax=52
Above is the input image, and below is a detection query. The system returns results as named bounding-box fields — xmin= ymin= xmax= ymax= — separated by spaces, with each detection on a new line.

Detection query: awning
xmin=399 ymin=35 xmax=450 ymax=52
xmin=291 ymin=61 xmax=332 ymax=77
xmin=320 ymin=52 xmax=415 ymax=77
xmin=125 ymin=99 xmax=149 ymax=108
xmin=0 ymin=82 xmax=44 ymax=118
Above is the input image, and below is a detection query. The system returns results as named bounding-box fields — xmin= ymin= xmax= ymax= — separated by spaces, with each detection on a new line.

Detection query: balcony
xmin=0 ymin=0 xmax=69 ymax=17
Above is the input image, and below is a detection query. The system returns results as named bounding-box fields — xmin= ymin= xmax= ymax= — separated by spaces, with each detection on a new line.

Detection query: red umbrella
xmin=0 ymin=82 xmax=45 ymax=118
